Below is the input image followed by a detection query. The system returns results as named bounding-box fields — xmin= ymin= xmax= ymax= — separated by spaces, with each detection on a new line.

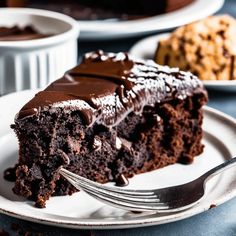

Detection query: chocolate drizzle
xmin=17 ymin=51 xmax=205 ymax=127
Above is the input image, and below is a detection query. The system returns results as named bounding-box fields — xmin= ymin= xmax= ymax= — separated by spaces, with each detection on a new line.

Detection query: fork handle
xmin=201 ymin=157 xmax=236 ymax=182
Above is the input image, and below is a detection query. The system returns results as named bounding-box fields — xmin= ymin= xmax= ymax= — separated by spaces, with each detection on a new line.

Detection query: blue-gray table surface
xmin=1 ymin=0 xmax=236 ymax=235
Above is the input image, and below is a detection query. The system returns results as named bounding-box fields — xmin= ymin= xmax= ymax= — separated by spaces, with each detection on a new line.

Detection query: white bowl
xmin=0 ymin=8 xmax=79 ymax=95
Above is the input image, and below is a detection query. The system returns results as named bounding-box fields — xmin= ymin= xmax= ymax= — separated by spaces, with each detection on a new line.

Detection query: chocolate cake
xmin=10 ymin=51 xmax=207 ymax=208
xmin=0 ymin=25 xmax=51 ymax=41
xmin=3 ymin=0 xmax=195 ymax=21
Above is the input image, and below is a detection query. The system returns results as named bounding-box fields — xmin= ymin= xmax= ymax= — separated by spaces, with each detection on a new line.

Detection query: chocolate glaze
xmin=16 ymin=51 xmax=206 ymax=127
xmin=0 ymin=25 xmax=51 ymax=41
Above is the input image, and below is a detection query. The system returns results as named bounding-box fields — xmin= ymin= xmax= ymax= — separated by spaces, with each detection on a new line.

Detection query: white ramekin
xmin=0 ymin=8 xmax=79 ymax=95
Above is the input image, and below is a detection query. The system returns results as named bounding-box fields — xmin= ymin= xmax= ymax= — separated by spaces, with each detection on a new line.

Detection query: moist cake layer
xmin=11 ymin=51 xmax=208 ymax=207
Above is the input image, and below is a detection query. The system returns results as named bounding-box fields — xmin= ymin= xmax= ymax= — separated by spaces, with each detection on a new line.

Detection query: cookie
xmin=155 ymin=15 xmax=236 ymax=80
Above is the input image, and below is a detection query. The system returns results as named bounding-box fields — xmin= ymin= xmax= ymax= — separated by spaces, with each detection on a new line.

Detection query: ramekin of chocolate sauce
xmin=0 ymin=8 xmax=79 ymax=96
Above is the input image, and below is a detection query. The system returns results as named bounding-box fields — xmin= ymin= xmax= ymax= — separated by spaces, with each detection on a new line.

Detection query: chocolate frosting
xmin=0 ymin=25 xmax=51 ymax=41
xmin=17 ymin=51 xmax=206 ymax=127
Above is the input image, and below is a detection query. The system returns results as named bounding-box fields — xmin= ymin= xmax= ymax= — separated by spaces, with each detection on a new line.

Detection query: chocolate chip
xmin=115 ymin=174 xmax=129 ymax=187
xmin=92 ymin=136 xmax=102 ymax=151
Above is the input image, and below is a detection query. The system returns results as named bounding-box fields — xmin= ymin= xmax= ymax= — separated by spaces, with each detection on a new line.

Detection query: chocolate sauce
xmin=16 ymin=51 xmax=205 ymax=128
xmin=179 ymin=153 xmax=194 ymax=164
xmin=115 ymin=174 xmax=129 ymax=187
xmin=0 ymin=25 xmax=51 ymax=41
xmin=3 ymin=166 xmax=16 ymax=182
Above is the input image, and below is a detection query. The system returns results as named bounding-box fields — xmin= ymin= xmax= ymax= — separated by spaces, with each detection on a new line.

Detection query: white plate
xmin=0 ymin=90 xmax=236 ymax=229
xmin=79 ymin=0 xmax=224 ymax=39
xmin=129 ymin=33 xmax=236 ymax=91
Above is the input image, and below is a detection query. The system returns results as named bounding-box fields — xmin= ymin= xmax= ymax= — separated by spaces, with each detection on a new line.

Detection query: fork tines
xmin=60 ymin=168 xmax=169 ymax=212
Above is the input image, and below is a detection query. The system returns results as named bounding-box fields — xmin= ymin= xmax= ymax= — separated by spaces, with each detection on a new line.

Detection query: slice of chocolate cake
xmin=11 ymin=51 xmax=207 ymax=208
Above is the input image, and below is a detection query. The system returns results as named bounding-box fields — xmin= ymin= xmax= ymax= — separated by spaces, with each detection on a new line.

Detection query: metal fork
xmin=59 ymin=157 xmax=236 ymax=212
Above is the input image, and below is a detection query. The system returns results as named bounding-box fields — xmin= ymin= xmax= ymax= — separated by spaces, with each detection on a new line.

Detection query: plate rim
xmin=129 ymin=32 xmax=236 ymax=89
xmin=0 ymin=90 xmax=236 ymax=229
xmin=79 ymin=0 xmax=224 ymax=39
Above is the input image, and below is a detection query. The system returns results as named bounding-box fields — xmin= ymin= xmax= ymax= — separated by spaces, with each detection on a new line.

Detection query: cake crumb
xmin=209 ymin=204 xmax=216 ymax=209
